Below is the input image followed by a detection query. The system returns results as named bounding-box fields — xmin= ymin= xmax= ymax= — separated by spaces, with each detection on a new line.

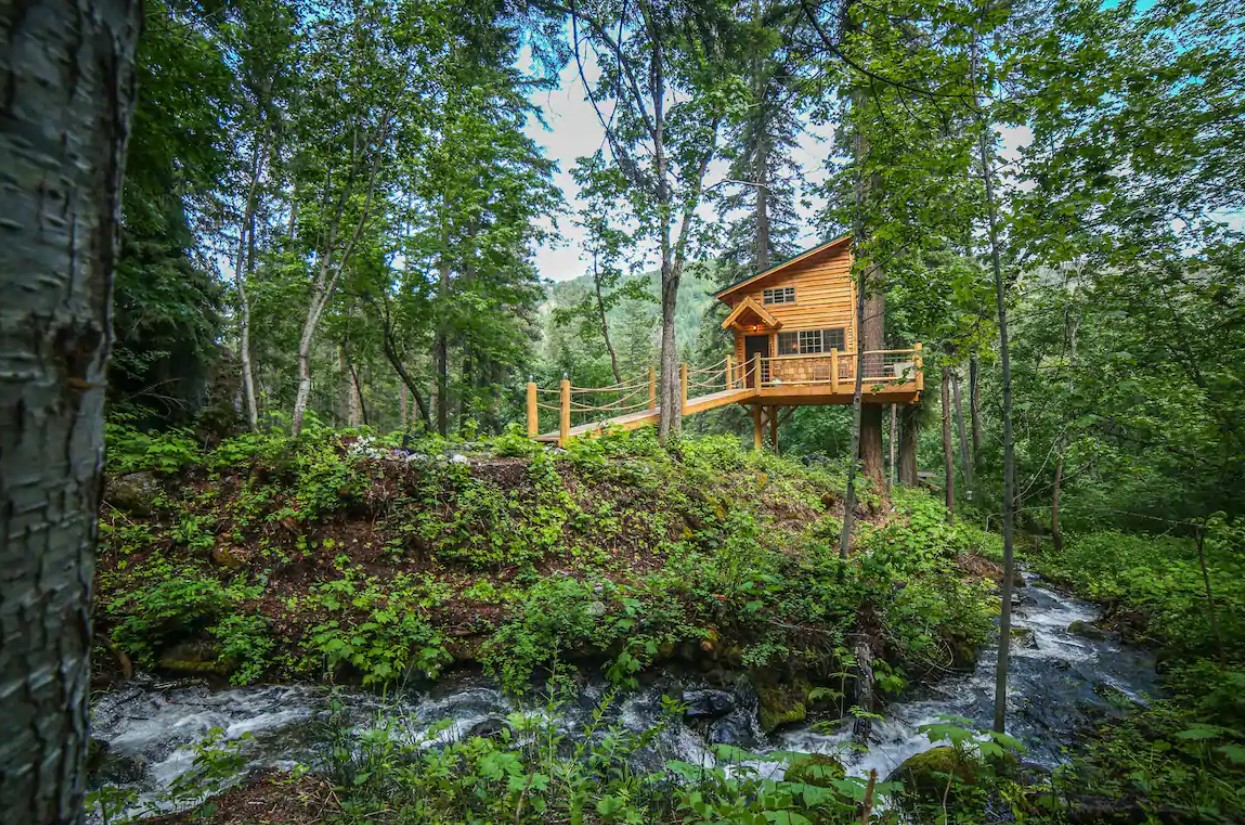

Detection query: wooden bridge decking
xmin=533 ymin=386 xmax=756 ymax=443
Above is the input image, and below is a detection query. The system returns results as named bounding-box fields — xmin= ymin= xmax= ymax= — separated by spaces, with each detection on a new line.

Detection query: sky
xmin=521 ymin=55 xmax=836 ymax=283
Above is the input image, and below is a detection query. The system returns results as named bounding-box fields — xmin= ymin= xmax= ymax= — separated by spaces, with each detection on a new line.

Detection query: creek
xmin=88 ymin=572 xmax=1158 ymax=819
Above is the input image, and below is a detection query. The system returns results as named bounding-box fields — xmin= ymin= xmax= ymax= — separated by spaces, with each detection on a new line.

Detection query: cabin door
xmin=744 ymin=335 xmax=770 ymax=387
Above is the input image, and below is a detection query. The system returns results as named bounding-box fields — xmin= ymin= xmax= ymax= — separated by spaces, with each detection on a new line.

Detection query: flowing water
xmin=88 ymin=572 xmax=1158 ymax=819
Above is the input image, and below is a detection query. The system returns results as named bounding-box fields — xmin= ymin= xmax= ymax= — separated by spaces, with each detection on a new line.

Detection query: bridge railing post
xmin=680 ymin=363 xmax=688 ymax=411
xmin=914 ymin=342 xmax=925 ymax=390
xmin=752 ymin=353 xmax=762 ymax=389
xmin=559 ymin=378 xmax=571 ymax=447
xmin=526 ymin=380 xmax=537 ymax=437
xmin=648 ymin=366 xmax=656 ymax=410
xmin=725 ymin=354 xmax=734 ymax=389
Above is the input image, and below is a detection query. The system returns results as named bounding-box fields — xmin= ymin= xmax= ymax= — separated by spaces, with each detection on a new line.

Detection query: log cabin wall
xmin=722 ymin=239 xmax=857 ymax=370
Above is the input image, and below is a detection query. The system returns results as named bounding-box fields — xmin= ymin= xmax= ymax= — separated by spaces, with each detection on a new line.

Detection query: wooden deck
xmin=530 ymin=349 xmax=923 ymax=447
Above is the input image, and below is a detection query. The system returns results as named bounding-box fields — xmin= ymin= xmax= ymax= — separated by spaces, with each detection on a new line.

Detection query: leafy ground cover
xmin=96 ymin=423 xmax=999 ymax=707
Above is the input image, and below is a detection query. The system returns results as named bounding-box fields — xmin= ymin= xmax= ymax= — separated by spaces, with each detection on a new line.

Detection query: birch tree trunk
xmin=0 ymin=2 xmax=140 ymax=821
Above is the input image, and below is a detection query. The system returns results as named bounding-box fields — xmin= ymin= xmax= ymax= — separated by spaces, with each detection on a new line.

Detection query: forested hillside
xmin=1 ymin=0 xmax=1242 ymax=823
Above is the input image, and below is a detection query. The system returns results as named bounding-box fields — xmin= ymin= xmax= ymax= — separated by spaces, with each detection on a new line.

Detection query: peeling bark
xmin=0 ymin=1 xmax=140 ymax=821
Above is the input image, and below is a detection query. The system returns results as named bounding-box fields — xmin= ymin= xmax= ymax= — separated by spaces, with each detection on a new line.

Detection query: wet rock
xmin=757 ymin=680 xmax=809 ymax=733
xmin=783 ymin=753 xmax=845 ymax=787
xmin=949 ymin=638 xmax=980 ymax=669
xmin=158 ymin=640 xmax=232 ymax=677
xmin=87 ymin=737 xmax=110 ymax=777
xmin=466 ymin=718 xmax=509 ymax=740
xmin=1011 ymin=627 xmax=1038 ymax=649
xmin=1067 ymin=620 xmax=1107 ymax=640
xmin=682 ymin=688 xmax=735 ymax=720
xmin=889 ymin=746 xmax=979 ymax=802
xmin=96 ymin=751 xmax=149 ymax=786
xmin=105 ymin=472 xmax=161 ymax=516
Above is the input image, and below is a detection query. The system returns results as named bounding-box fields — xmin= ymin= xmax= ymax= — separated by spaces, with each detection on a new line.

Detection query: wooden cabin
xmin=529 ymin=235 xmax=921 ymax=449
xmin=716 ymin=236 xmax=923 ymax=447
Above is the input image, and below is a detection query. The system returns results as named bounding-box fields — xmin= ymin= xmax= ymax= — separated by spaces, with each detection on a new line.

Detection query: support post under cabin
xmin=559 ymin=378 xmax=571 ymax=448
xmin=526 ymin=381 xmax=537 ymax=437
xmin=753 ymin=405 xmax=763 ymax=451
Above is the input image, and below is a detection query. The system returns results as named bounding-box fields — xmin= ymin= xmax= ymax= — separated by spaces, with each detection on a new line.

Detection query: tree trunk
xmin=859 ymin=290 xmax=886 ymax=484
xmin=0 ymin=3 xmax=140 ymax=821
xmin=898 ymin=403 xmax=919 ymax=486
xmin=951 ymin=368 xmax=972 ymax=494
xmin=291 ymin=273 xmax=329 ymax=437
xmin=592 ymin=258 xmax=622 ymax=385
xmin=235 ymin=143 xmax=263 ymax=431
xmin=657 ymin=258 xmax=682 ymax=439
xmin=889 ymin=405 xmax=897 ymax=492
xmin=436 ymin=256 xmax=450 ymax=437
xmin=981 ymin=113 xmax=1017 ymax=736
xmin=839 ymin=257 xmax=870 ymax=559
xmin=1050 ymin=456 xmax=1064 ymax=552
xmin=941 ymin=366 xmax=955 ymax=524
xmin=969 ymin=354 xmax=982 ymax=458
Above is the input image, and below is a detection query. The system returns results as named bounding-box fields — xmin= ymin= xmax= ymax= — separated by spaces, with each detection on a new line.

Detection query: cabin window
xmin=777 ymin=328 xmax=846 ymax=356
xmin=762 ymin=286 xmax=795 ymax=305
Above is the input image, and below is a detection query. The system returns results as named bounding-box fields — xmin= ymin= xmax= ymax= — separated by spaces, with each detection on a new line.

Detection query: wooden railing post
xmin=830 ymin=348 xmax=840 ymax=394
xmin=559 ymin=377 xmax=571 ymax=447
xmin=526 ymin=380 xmax=538 ymax=437
xmin=752 ymin=353 xmax=762 ymax=389
xmin=914 ymin=342 xmax=924 ymax=390
xmin=725 ymin=354 xmax=734 ymax=389
xmin=648 ymin=366 xmax=656 ymax=410
xmin=680 ymin=363 xmax=688 ymax=410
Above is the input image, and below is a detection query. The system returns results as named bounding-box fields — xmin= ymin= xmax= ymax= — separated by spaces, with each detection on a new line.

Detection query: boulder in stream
xmin=1067 ymin=620 xmax=1108 ymax=640
xmin=757 ymin=679 xmax=810 ymax=734
xmin=889 ymin=746 xmax=980 ymax=803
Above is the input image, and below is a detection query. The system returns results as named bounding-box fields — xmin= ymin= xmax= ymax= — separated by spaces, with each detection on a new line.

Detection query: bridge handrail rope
xmin=570 ymin=380 xmax=649 ymax=394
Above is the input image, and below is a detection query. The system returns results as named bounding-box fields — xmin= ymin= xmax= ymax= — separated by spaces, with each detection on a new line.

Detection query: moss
xmin=892 ymin=746 xmax=979 ymax=802
xmin=757 ymin=679 xmax=809 ymax=733
xmin=1067 ymin=620 xmax=1107 ymax=640
xmin=158 ymin=640 xmax=232 ymax=677
xmin=783 ymin=753 xmax=845 ymax=787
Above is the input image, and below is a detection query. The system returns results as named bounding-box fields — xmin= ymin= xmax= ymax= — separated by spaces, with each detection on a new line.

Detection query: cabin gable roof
xmin=719 ymin=295 xmax=782 ymax=330
xmin=713 ymin=235 xmax=852 ymax=303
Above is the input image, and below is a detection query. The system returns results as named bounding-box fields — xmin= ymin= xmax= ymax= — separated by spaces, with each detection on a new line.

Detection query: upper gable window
xmin=763 ymin=286 xmax=795 ymax=305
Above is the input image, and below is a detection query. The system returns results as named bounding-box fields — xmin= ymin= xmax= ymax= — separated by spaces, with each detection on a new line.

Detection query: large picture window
xmin=777 ymin=328 xmax=846 ymax=356
xmin=762 ymin=286 xmax=795 ymax=305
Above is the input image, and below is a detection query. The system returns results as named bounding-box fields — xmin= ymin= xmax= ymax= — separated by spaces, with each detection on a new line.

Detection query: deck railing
xmin=527 ymin=346 xmax=922 ymax=442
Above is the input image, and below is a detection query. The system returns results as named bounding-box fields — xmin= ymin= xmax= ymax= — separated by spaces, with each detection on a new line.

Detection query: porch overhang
xmin=720 ymin=296 xmax=782 ymax=331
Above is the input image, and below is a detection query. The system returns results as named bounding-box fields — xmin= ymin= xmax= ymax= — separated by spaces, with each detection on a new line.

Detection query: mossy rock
xmin=1010 ymin=626 xmax=1037 ymax=648
xmin=891 ymin=746 xmax=979 ymax=802
xmin=949 ymin=637 xmax=980 ymax=669
xmin=757 ymin=679 xmax=809 ymax=733
xmin=783 ymin=753 xmax=845 ymax=787
xmin=1067 ymin=620 xmax=1107 ymax=640
xmin=158 ymin=640 xmax=232 ymax=677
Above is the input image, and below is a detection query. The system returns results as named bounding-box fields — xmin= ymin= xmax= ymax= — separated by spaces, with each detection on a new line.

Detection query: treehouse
xmin=528 ymin=235 xmax=923 ymax=448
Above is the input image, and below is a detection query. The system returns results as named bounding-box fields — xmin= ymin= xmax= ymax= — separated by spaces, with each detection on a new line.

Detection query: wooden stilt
xmin=752 ymin=405 xmax=763 ymax=451
xmin=526 ymin=381 xmax=538 ymax=437
xmin=559 ymin=378 xmax=571 ymax=448
xmin=770 ymin=405 xmax=779 ymax=453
